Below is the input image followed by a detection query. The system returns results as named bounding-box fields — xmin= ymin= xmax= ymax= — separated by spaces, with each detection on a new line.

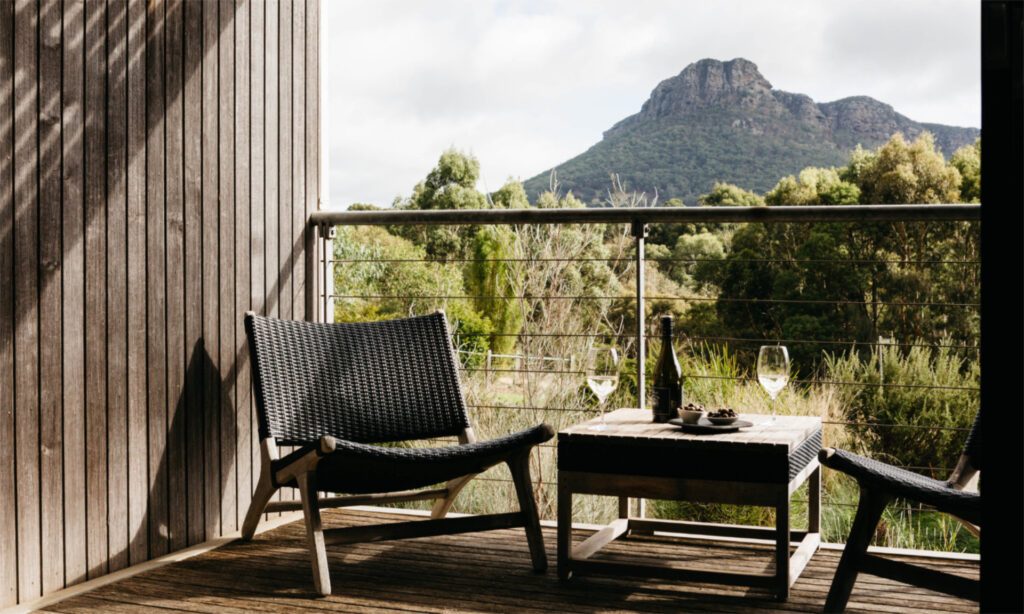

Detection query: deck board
xmin=41 ymin=509 xmax=978 ymax=614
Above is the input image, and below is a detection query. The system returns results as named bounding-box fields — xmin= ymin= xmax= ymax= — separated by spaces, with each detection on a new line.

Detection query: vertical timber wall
xmin=0 ymin=0 xmax=321 ymax=605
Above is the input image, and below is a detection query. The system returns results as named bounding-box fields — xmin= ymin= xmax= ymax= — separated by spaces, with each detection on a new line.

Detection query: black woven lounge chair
xmin=241 ymin=311 xmax=554 ymax=596
xmin=819 ymin=409 xmax=981 ymax=612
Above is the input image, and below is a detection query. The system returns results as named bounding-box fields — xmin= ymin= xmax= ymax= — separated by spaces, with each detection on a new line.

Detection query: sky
xmin=322 ymin=0 xmax=980 ymax=209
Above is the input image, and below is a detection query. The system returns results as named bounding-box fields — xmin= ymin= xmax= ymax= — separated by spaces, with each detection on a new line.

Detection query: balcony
xmin=14 ymin=204 xmax=984 ymax=613
xmin=36 ymin=508 xmax=979 ymax=614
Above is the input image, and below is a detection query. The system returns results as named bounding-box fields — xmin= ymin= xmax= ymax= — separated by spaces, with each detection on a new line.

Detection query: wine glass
xmin=757 ymin=345 xmax=790 ymax=423
xmin=586 ymin=346 xmax=620 ymax=431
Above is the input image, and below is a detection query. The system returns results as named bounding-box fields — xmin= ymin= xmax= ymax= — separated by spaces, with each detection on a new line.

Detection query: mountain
xmin=522 ymin=58 xmax=979 ymax=204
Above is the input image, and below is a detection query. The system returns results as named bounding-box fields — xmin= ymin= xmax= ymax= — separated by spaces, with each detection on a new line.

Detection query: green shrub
xmin=446 ymin=300 xmax=493 ymax=368
xmin=825 ymin=343 xmax=979 ymax=475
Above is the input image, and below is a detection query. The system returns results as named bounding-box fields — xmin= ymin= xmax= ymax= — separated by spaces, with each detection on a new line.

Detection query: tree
xmin=490 ymin=180 xmax=530 ymax=209
xmin=465 ymin=225 xmax=524 ymax=354
xmin=411 ymin=148 xmax=487 ymax=211
xmin=846 ymin=132 xmax=960 ymax=204
xmin=845 ymin=134 xmax=977 ymax=346
xmin=648 ymin=184 xmax=761 ymax=255
xmin=698 ymin=134 xmax=979 ymax=372
xmin=670 ymin=231 xmax=726 ymax=291
xmin=764 ymin=167 xmax=859 ymax=206
xmin=398 ymin=149 xmax=489 ymax=259
xmin=712 ymin=220 xmax=873 ymax=370
xmin=950 ymin=139 xmax=980 ymax=203
xmin=698 ymin=182 xmax=764 ymax=207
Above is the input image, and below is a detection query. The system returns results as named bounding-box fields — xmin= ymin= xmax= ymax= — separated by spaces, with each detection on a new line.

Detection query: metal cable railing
xmin=308 ymin=204 xmax=981 ymax=553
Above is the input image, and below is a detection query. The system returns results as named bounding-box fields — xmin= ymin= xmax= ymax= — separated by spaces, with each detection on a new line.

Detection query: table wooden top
xmin=559 ymin=408 xmax=821 ymax=454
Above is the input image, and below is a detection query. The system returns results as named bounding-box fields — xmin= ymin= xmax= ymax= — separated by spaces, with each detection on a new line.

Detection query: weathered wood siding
xmin=0 ymin=0 xmax=321 ymax=605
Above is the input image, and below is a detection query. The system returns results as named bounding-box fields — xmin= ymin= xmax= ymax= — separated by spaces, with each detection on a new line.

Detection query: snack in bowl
xmin=679 ymin=402 xmax=706 ymax=424
xmin=706 ymin=407 xmax=738 ymax=425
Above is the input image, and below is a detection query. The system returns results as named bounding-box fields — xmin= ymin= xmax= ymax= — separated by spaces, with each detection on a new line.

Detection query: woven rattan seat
xmin=819 ymin=410 xmax=981 ymax=611
xmin=821 ymin=448 xmax=979 ymax=524
xmin=241 ymin=311 xmax=552 ymax=596
xmin=273 ymin=423 xmax=554 ymax=493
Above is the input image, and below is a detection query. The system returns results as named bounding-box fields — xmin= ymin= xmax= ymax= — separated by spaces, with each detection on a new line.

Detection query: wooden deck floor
xmin=41 ymin=509 xmax=978 ymax=613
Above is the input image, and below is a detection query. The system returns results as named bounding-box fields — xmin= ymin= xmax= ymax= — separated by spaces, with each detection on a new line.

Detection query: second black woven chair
xmin=241 ymin=311 xmax=554 ymax=596
xmin=819 ymin=409 xmax=981 ymax=612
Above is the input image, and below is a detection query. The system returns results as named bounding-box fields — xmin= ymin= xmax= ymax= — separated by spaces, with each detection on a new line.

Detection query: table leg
xmin=628 ymin=498 xmax=652 ymax=535
xmin=809 ymin=465 xmax=821 ymax=534
xmin=775 ymin=488 xmax=790 ymax=601
xmin=558 ymin=476 xmax=572 ymax=581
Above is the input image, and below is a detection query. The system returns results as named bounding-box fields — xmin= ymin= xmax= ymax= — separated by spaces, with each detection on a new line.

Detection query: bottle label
xmin=652 ymin=386 xmax=678 ymax=422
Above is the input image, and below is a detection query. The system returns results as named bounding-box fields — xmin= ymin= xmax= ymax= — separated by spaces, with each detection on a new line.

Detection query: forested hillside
xmin=522 ymin=58 xmax=979 ymax=204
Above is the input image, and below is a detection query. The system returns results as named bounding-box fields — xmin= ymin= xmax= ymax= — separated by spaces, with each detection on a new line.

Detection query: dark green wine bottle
xmin=652 ymin=315 xmax=682 ymax=423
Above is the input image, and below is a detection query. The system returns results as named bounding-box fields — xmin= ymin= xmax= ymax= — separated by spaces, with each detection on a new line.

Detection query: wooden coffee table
xmin=557 ymin=408 xmax=822 ymax=601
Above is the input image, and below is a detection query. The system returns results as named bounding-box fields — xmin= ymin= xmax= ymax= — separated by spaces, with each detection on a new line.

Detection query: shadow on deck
xmin=41 ymin=508 xmax=978 ymax=614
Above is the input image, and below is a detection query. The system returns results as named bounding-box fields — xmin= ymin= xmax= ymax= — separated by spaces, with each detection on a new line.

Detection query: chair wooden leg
xmin=241 ymin=471 xmax=277 ymax=541
xmin=430 ymin=474 xmax=475 ymax=519
xmin=297 ymin=473 xmax=331 ymax=596
xmin=508 ymin=451 xmax=547 ymax=573
xmin=557 ymin=475 xmax=572 ymax=581
xmin=824 ymin=488 xmax=890 ymax=613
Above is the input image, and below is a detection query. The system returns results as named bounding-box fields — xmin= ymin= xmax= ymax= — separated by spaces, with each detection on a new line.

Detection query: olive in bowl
xmin=706 ymin=407 xmax=738 ymax=425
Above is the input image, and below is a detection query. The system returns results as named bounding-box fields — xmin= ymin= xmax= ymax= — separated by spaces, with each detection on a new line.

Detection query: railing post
xmin=632 ymin=220 xmax=648 ymax=410
xmin=631 ymin=220 xmax=649 ymax=521
xmin=305 ymin=220 xmax=317 ymax=322
xmin=320 ymin=223 xmax=336 ymax=323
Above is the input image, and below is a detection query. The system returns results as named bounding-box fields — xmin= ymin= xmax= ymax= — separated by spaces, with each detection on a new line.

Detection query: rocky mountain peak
xmin=639 ymin=58 xmax=773 ymax=119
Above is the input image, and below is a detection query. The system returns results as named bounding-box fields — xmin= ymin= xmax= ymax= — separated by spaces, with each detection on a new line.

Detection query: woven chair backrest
xmin=245 ymin=311 xmax=471 ymax=445
xmin=962 ymin=408 xmax=982 ymax=471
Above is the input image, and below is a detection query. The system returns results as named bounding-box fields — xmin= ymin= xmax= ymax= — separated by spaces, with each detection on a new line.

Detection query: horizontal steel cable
xmin=331 ymin=293 xmax=979 ymax=308
xmin=452 ymin=331 xmax=978 ymax=351
xmin=460 ymin=368 xmax=978 ymax=392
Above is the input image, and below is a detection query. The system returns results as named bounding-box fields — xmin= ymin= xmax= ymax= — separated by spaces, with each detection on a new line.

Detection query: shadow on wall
xmin=1 ymin=0 xmax=262 ymax=602
xmin=5 ymin=0 xmax=315 ymax=602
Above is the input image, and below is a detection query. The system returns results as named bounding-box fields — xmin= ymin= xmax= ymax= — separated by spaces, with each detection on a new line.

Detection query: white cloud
xmin=323 ymin=0 xmax=980 ymax=209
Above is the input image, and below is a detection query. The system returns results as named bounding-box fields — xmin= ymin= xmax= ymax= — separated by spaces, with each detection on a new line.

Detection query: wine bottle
xmin=652 ymin=315 xmax=682 ymax=423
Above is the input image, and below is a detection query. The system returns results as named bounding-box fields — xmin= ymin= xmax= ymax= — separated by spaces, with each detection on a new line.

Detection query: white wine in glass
xmin=757 ymin=345 xmax=789 ymax=422
xmin=586 ymin=347 xmax=619 ymax=431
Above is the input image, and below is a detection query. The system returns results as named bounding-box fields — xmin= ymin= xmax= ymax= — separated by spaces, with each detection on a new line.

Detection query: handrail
xmin=309 ymin=204 xmax=980 ymax=227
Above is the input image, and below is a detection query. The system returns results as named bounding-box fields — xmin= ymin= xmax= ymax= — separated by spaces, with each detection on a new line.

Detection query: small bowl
xmin=706 ymin=414 xmax=738 ymax=425
xmin=679 ymin=408 xmax=706 ymax=424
